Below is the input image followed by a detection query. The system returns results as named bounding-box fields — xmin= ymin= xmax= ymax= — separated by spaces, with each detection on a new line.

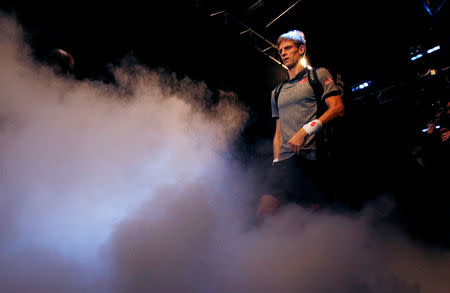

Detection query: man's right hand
xmin=287 ymin=128 xmax=308 ymax=154
xmin=427 ymin=122 xmax=436 ymax=134
xmin=441 ymin=130 xmax=450 ymax=142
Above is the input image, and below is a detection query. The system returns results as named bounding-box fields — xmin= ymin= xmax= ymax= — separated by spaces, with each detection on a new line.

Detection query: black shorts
xmin=265 ymin=155 xmax=329 ymax=206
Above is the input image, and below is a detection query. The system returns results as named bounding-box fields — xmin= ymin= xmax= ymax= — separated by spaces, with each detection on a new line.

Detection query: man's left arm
xmin=317 ymin=95 xmax=344 ymax=124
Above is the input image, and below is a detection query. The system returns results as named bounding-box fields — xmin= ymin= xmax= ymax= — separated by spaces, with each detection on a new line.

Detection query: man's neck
xmin=288 ymin=62 xmax=305 ymax=80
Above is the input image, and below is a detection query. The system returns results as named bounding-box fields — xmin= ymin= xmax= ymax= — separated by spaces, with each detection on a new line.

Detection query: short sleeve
xmin=271 ymin=88 xmax=279 ymax=118
xmin=316 ymin=67 xmax=342 ymax=101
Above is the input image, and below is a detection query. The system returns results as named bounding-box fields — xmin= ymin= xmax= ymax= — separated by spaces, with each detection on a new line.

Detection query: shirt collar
xmin=286 ymin=68 xmax=309 ymax=83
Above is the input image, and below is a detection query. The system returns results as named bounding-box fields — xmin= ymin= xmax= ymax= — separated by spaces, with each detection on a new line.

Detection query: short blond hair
xmin=276 ymin=30 xmax=306 ymax=48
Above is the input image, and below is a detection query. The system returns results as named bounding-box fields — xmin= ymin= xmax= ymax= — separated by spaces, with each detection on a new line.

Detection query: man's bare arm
xmin=317 ymin=95 xmax=344 ymax=124
xmin=273 ymin=119 xmax=282 ymax=160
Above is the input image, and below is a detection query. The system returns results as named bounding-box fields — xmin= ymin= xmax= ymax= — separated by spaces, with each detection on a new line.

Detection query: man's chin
xmin=285 ymin=63 xmax=295 ymax=69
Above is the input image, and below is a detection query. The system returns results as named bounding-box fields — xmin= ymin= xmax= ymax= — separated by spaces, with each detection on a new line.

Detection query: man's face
xmin=278 ymin=40 xmax=305 ymax=69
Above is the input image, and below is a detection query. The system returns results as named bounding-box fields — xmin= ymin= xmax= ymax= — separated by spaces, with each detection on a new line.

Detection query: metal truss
xmin=210 ymin=10 xmax=288 ymax=70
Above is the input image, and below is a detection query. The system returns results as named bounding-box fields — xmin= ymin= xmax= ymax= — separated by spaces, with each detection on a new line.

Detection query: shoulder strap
xmin=307 ymin=67 xmax=326 ymax=116
xmin=274 ymin=80 xmax=286 ymax=107
xmin=307 ymin=67 xmax=324 ymax=104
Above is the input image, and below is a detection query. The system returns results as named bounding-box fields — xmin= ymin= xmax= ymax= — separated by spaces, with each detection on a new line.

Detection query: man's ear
xmin=299 ymin=44 xmax=306 ymax=54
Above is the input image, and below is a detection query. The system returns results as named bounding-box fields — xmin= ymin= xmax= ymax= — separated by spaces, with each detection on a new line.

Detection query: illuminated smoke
xmin=0 ymin=12 xmax=449 ymax=293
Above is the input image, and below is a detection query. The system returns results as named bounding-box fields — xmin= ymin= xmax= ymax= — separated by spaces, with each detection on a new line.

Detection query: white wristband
xmin=302 ymin=119 xmax=322 ymax=135
xmin=272 ymin=158 xmax=279 ymax=166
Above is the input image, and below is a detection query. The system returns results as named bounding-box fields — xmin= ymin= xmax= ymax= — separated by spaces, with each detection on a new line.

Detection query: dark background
xmin=1 ymin=0 xmax=449 ymax=247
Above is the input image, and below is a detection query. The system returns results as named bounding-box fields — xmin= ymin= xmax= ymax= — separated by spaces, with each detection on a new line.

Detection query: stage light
xmin=422 ymin=124 xmax=441 ymax=132
xmin=352 ymin=80 xmax=372 ymax=92
xmin=410 ymin=44 xmax=440 ymax=61
xmin=427 ymin=45 xmax=440 ymax=54
xmin=300 ymin=57 xmax=308 ymax=67
xmin=411 ymin=54 xmax=423 ymax=61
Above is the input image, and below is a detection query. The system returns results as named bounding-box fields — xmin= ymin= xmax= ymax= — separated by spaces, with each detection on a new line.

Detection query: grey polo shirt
xmin=271 ymin=67 xmax=341 ymax=161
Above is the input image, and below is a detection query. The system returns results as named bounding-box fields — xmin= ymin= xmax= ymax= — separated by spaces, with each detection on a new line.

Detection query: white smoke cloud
xmin=0 ymin=12 xmax=449 ymax=293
